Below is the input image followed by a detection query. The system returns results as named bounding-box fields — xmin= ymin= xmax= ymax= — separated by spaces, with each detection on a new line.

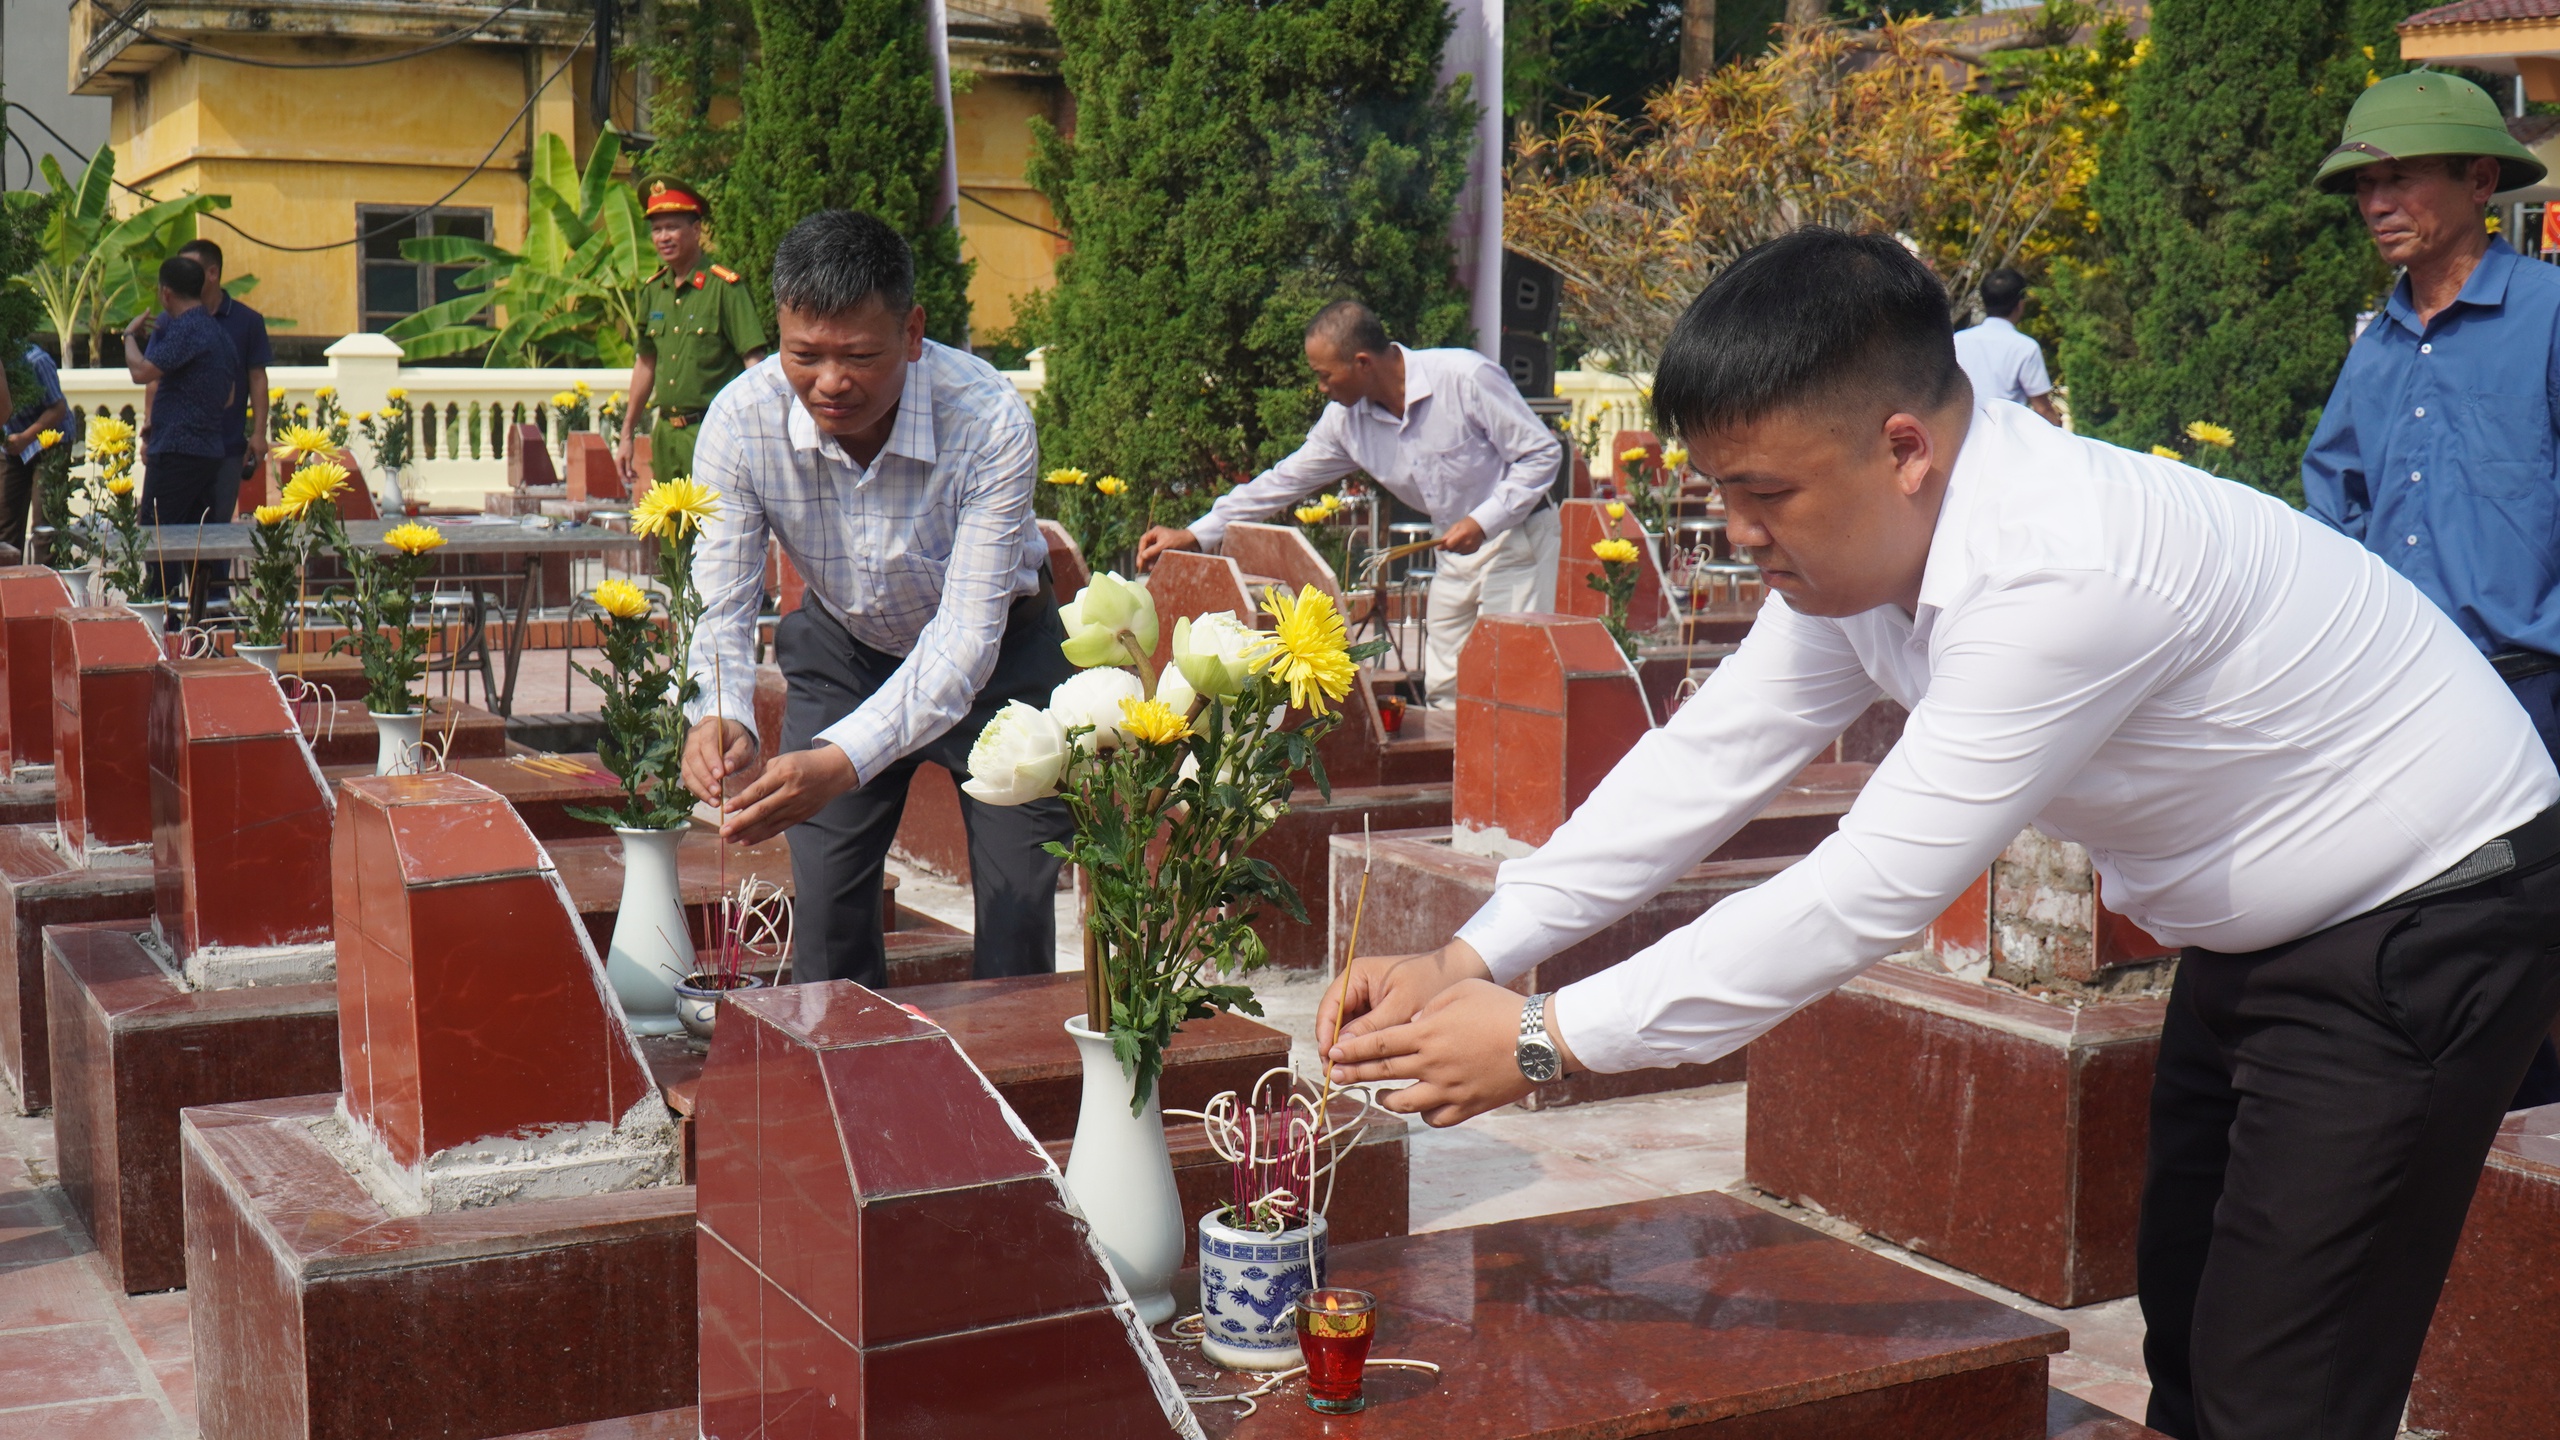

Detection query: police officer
xmin=617 ymin=180 xmax=769 ymax=487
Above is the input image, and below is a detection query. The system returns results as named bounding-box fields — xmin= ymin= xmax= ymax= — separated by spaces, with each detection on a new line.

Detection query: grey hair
xmin=1306 ymin=299 xmax=1391 ymax=359
xmin=770 ymin=210 xmax=916 ymax=318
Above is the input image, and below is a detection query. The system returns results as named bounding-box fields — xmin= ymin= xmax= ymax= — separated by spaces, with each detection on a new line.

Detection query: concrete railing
xmin=59 ymin=336 xmax=1636 ymax=502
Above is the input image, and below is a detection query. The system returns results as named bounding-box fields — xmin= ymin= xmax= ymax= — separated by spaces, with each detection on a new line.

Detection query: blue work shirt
xmin=141 ymin=307 xmax=238 ymax=461
xmin=7 ymin=345 xmax=64 ymax=464
xmin=201 ymin=293 xmax=271 ymax=459
xmin=2304 ymin=237 xmax=2560 ymax=657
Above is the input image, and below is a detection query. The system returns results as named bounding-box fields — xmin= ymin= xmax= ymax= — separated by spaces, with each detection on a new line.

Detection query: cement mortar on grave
xmin=1449 ymin=821 xmax=1533 ymax=861
xmin=134 ymin=921 xmax=334 ymax=992
xmin=11 ymin=766 xmax=50 ymax=784
xmin=321 ymin=1090 xmax=683 ymax=1217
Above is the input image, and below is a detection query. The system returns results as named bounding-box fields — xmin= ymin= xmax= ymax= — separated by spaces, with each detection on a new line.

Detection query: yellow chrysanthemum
xmin=631 ymin=476 xmax=721 ymax=539
xmin=104 ymin=476 xmax=135 ymax=497
xmin=385 ymin=387 xmax=407 ymax=402
xmin=383 ymin=522 xmax=446 ymax=556
xmin=36 ymin=430 xmax=61 ymax=450
xmin=354 ymin=410 xmax=375 ymax=424
xmin=252 ymin=504 xmax=290 ymax=527
xmin=276 ymin=425 xmax=337 ymax=462
xmin=1592 ymin=538 xmax=1642 ymax=566
xmin=574 ymin=380 xmax=593 ymax=398
xmin=1043 ymin=468 xmax=1087 ymax=487
xmin=1247 ymin=583 xmax=1357 ymax=716
xmin=1318 ymin=493 xmax=1343 ymax=514
xmin=278 ymin=461 xmax=351 ymax=518
xmin=2184 ymin=421 xmax=2235 ymax=449
xmin=1294 ymin=504 xmax=1330 ymax=524
xmin=1605 ymin=501 xmax=1627 ymax=521
xmin=1095 ymin=475 xmax=1128 ymax=497
xmin=1119 ymin=697 xmax=1191 ymax=746
xmin=1663 ymin=445 xmax=1690 ymax=470
xmin=86 ymin=415 xmax=135 ymax=454
xmin=314 ymin=386 xmax=336 ymax=401
xmin=267 ymin=388 xmax=286 ymax=406
xmin=550 ymin=390 xmax=577 ymax=409
xmin=1619 ymin=446 xmax=1650 ymax=464
xmin=591 ymin=579 xmax=651 ymax=619
xmin=2150 ymin=445 xmax=2184 ymax=461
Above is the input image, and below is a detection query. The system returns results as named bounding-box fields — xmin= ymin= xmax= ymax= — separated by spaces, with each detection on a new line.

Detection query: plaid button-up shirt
xmin=683 ymin=343 xmax=1046 ymax=784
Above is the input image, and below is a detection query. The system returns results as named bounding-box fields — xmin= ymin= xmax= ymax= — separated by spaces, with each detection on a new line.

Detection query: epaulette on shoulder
xmin=710 ymin=264 xmax=741 ymax=283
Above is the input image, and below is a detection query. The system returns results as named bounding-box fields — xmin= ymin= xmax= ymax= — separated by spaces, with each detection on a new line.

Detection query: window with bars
xmin=357 ymin=207 xmax=494 ymax=334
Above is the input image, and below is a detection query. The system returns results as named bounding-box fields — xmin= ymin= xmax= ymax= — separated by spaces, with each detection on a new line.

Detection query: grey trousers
xmin=776 ymin=589 xmax=1076 ymax=989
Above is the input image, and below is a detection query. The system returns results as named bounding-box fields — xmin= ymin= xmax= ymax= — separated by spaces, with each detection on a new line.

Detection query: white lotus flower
xmin=1172 ymin=611 xmax=1257 ymax=698
xmin=1048 ymin=667 xmax=1145 ymax=751
xmin=1153 ymin=661 xmax=1200 ymax=719
xmin=1059 ymin=572 xmax=1160 ymax=668
xmin=960 ymin=701 xmax=1068 ymax=805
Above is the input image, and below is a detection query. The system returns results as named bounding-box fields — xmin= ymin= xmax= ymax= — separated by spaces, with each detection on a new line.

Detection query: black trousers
xmin=0 ymin=448 xmax=34 ymax=554
xmin=140 ymin=450 xmax=223 ymax=605
xmin=2139 ymin=807 xmax=2560 ymax=1440
xmin=776 ymin=589 xmax=1075 ymax=990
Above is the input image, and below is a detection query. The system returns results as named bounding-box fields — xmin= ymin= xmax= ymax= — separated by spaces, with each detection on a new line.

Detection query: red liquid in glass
xmin=1300 ymin=1327 xmax=1374 ymax=1405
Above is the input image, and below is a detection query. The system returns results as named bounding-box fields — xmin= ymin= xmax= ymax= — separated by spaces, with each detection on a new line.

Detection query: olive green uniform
xmin=637 ymin=264 xmax=766 ymax=481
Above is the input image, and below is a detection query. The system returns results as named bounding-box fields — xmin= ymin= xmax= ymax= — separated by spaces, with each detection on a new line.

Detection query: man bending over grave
xmin=1135 ymin=300 xmax=1563 ymax=708
xmin=1318 ymin=227 xmax=2560 ymax=1440
xmin=680 ymin=209 xmax=1074 ymax=988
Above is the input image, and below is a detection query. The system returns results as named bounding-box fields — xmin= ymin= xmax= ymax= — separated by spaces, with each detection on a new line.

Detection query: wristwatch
xmin=1516 ymin=992 xmax=1562 ymax=1084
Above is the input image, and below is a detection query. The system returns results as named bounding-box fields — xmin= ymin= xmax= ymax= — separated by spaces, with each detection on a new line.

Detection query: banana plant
xmin=12 ymin=150 xmax=228 ymax=364
xmin=385 ymin=130 xmax=653 ymax=365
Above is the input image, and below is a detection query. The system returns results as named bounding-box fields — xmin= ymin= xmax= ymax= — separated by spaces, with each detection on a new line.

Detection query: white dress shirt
xmin=684 ymin=343 xmax=1047 ymax=785
xmin=1188 ymin=345 xmax=1563 ymax=547
xmin=1953 ymin=316 xmax=2054 ymax=405
xmin=1456 ymin=399 xmax=2560 ymax=1075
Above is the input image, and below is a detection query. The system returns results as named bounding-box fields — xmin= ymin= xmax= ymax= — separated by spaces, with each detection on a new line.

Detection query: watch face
xmin=1518 ymin=1040 xmax=1562 ymax=1084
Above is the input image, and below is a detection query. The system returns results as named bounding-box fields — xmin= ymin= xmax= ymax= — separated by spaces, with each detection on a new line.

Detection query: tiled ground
xmin=0 ymin=861 xmax=2152 ymax=1437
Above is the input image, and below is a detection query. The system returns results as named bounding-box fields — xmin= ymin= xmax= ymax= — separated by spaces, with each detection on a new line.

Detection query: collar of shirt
xmin=782 ymin=358 xmax=940 ymax=476
xmin=1348 ymin=344 xmax=1437 ymax=429
xmin=2384 ymin=236 xmax=2518 ymax=337
xmin=1908 ymin=403 xmax=2007 ymax=635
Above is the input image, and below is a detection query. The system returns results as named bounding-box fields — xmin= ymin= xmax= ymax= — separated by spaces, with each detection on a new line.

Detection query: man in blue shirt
xmin=177 ymin=240 xmax=272 ymax=521
xmin=124 ymin=255 xmax=237 ymax=605
xmin=2 ymin=343 xmax=69 ymax=556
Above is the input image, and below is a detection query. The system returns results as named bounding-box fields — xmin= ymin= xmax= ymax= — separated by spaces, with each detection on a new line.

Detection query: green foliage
xmin=2049 ymin=0 xmax=2422 ymax=500
xmin=0 ymin=189 xmax=50 ymax=403
xmin=235 ymin=515 xmax=303 ymax=648
xmin=319 ymin=520 xmax=440 ymax=715
xmin=1029 ymin=0 xmax=1475 ymax=574
xmin=1587 ymin=552 xmax=1639 ymax=659
xmin=633 ymin=0 xmax=757 ymax=183
xmin=16 ymin=150 xmax=227 ymax=365
xmin=721 ymin=0 xmax=971 ymax=344
xmin=387 ymin=132 xmax=652 ymax=365
xmin=566 ymin=531 xmax=707 ymax=833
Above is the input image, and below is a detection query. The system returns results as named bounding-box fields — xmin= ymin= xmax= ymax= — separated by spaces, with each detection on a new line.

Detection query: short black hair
xmin=1653 ymin=228 xmax=1963 ymax=442
xmin=177 ymin=238 xmax=224 ymax=272
xmin=159 ymin=254 xmax=208 ymax=300
xmin=1979 ymin=268 xmax=2026 ymax=317
xmin=770 ymin=210 xmax=915 ymax=319
xmin=1306 ymin=300 xmax=1391 ymax=359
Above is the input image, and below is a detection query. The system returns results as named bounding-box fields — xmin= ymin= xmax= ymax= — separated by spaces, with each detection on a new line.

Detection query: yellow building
xmin=66 ymin=0 xmax=1067 ymax=357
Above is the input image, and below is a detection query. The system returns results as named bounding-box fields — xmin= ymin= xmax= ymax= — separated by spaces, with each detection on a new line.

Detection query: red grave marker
xmin=508 ymin=423 xmax=561 ymax=490
xmin=1552 ymin=496 xmax=1669 ymax=633
xmin=566 ymin=431 xmax=626 ymax=503
xmin=52 ymin=608 xmax=163 ymax=861
xmin=1221 ymin=520 xmax=1342 ymax=599
xmin=1452 ymin=612 xmax=1652 ymax=852
xmin=150 ymin=660 xmax=334 ymax=960
xmin=0 ymin=567 xmax=73 ymax=772
xmin=694 ymin=980 xmax=1190 ymax=1436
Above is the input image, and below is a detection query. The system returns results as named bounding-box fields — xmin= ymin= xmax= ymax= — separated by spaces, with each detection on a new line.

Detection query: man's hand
xmin=1439 ymin=516 xmax=1487 ymax=556
xmin=249 ymin=432 xmax=272 ymax=467
xmin=1318 ymin=940 xmax=1492 ymax=1058
xmin=1135 ymin=525 xmax=1200 ymax=573
xmin=616 ymin=432 xmax=639 ymax=486
xmin=1327 ymin=978 xmax=1551 ymax=1127
xmin=716 ymin=744 xmax=857 ymax=846
xmin=682 ymin=717 xmax=765 ymax=810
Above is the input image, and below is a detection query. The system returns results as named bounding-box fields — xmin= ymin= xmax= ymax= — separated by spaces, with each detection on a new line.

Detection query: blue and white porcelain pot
xmin=1197 ymin=1209 xmax=1328 ymax=1371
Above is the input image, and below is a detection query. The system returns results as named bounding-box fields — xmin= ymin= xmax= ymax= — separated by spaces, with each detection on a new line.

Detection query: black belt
xmin=2491 ymin=649 xmax=2560 ymax=683
xmin=1530 ymin=495 xmax=1553 ymax=515
xmin=2391 ymin=803 xmax=2560 ymax=907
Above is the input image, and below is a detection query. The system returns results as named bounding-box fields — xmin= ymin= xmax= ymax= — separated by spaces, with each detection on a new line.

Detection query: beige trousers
xmin=1423 ymin=505 xmax=1561 ymax=708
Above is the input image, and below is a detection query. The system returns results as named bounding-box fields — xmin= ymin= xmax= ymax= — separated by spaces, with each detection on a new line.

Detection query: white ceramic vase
xmin=1198 ymin=1210 xmax=1328 ymax=1370
xmin=237 ymin=643 xmax=286 ymax=675
xmin=370 ymin=710 xmax=424 ymax=775
xmin=124 ymin=599 xmax=168 ymax=648
xmin=604 ymin=825 xmax=690 ymax=1037
xmin=1061 ymin=1014 xmax=1184 ymax=1325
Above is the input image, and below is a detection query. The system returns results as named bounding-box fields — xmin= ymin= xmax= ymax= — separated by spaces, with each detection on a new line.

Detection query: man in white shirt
xmin=680 ymin=210 xmax=1074 ymax=987
xmin=1318 ymin=229 xmax=2560 ymax=1440
xmin=1952 ymin=268 xmax=2061 ymax=425
xmin=1134 ymin=302 xmax=1563 ymax=707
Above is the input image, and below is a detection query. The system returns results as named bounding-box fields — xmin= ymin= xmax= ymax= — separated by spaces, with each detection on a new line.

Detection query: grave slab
xmin=2407 ymin=1101 xmax=2560 ymax=1439
xmin=294 ymin=698 xmax=508 ymax=769
xmin=1551 ymin=497 xmax=1671 ymax=633
xmin=0 ymin=566 xmax=74 ymax=772
xmin=1746 ymin=963 xmax=2164 ymax=1308
xmin=53 ymin=608 xmax=163 ymax=861
xmin=692 ymin=980 xmax=1200 ymax=1438
xmin=151 ymin=659 xmax=337 ymax=971
xmin=1449 ymin=613 xmax=1652 ymax=857
xmin=0 ymin=827 xmax=153 ymax=1114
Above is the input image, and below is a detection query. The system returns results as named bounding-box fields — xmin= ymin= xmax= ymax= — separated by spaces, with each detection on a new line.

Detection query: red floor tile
xmin=0 ymin=1397 xmax=168 ymax=1439
xmin=0 ymin=1257 xmax=103 ymax=1332
xmin=0 ymin=1324 xmax=150 ymax=1408
xmin=106 ymin=1291 xmax=188 ymax=1373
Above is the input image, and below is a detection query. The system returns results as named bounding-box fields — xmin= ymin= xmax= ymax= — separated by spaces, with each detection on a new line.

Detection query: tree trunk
xmin=1681 ymin=0 xmax=1717 ymax=80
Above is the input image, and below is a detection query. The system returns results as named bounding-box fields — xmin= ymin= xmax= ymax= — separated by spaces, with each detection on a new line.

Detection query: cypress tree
xmin=1028 ymin=0 xmax=1476 ymax=569
xmin=2052 ymin=0 xmax=2421 ymax=500
xmin=720 ymin=0 xmax=970 ymax=343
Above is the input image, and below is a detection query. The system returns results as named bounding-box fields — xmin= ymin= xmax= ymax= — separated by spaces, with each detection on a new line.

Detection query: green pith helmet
xmin=2316 ymin=70 xmax=2546 ymax=195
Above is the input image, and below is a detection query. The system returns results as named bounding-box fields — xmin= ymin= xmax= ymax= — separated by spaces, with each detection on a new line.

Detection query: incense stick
xmin=1319 ymin=815 xmax=1373 ymax=1124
